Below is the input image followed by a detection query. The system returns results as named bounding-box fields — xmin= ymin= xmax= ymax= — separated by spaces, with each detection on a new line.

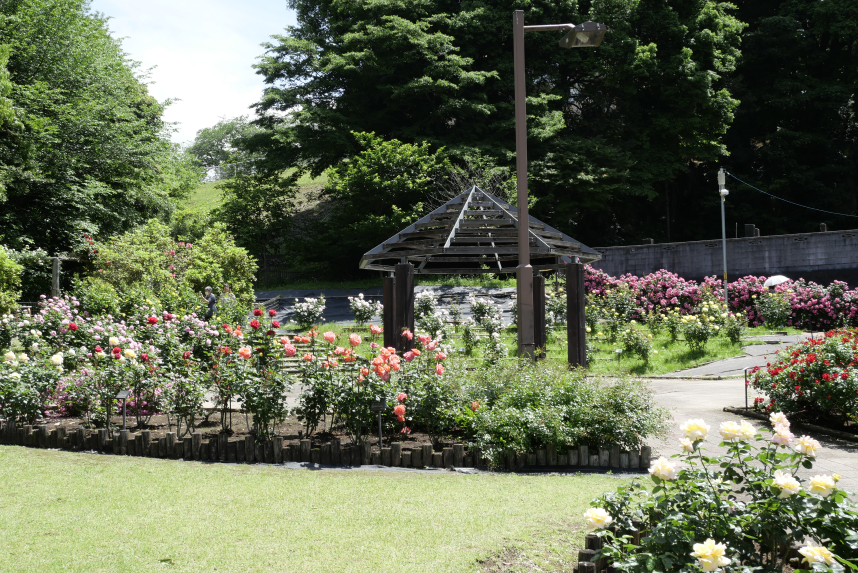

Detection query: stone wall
xmin=591 ymin=229 xmax=858 ymax=284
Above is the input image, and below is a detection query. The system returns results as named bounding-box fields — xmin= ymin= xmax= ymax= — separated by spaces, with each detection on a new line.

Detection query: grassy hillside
xmin=181 ymin=170 xmax=329 ymax=214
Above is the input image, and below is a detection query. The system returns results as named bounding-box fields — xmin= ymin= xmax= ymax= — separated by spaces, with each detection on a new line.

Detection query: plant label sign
xmin=370 ymin=400 xmax=385 ymax=413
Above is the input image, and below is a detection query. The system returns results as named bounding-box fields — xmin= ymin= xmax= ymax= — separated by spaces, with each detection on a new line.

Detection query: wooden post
xmin=218 ymin=433 xmax=228 ymax=462
xmin=610 ymin=445 xmax=620 ymax=468
xmin=394 ymin=263 xmax=415 ymax=352
xmin=299 ymin=439 xmax=311 ymax=463
xmin=273 ymin=437 xmax=283 ymax=463
xmin=533 ymin=274 xmax=546 ymax=358
xmin=431 ymin=452 xmax=443 ymax=467
xmin=570 ymin=448 xmax=579 ymax=466
xmin=159 ymin=437 xmax=168 ymax=458
xmin=38 ymin=425 xmax=48 ymax=448
xmin=183 ymin=436 xmax=192 ymax=459
xmin=566 ymin=262 xmax=587 ymax=367
xmin=149 ymin=442 xmax=159 ymax=457
xmin=166 ymin=432 xmax=176 ymax=456
xmin=255 ymin=443 xmax=263 ymax=463
xmin=536 ymin=449 xmax=546 ymax=466
xmin=589 ymin=454 xmax=599 ymax=466
xmin=421 ymin=444 xmax=433 ymax=467
xmin=320 ymin=443 xmax=331 ymax=465
xmin=640 ymin=446 xmax=652 ymax=469
xmin=245 ymin=436 xmax=256 ymax=463
xmin=289 ymin=443 xmax=299 ymax=464
xmin=209 ymin=437 xmax=218 ymax=461
xmin=599 ymin=448 xmax=610 ymax=467
xmin=401 ymin=451 xmax=412 ymax=468
xmin=453 ymin=444 xmax=464 ymax=467
xmin=51 ymin=257 xmax=61 ymax=298
xmin=578 ymin=445 xmax=589 ymax=467
xmin=381 ymin=447 xmax=392 ymax=466
xmin=227 ymin=441 xmax=237 ymax=463
xmin=558 ymin=454 xmax=568 ymax=466
xmin=391 ymin=442 xmax=402 ymax=467
xmin=141 ymin=430 xmax=151 ymax=457
xmin=192 ymin=433 xmax=202 ymax=460
xmin=383 ymin=276 xmax=397 ymax=349
xmin=362 ymin=442 xmax=371 ymax=465
xmin=23 ymin=425 xmax=32 ymax=446
xmin=442 ymin=447 xmax=453 ymax=468
xmin=546 ymin=443 xmax=557 ymax=466
xmin=370 ymin=450 xmax=380 ymax=465
xmin=411 ymin=446 xmax=423 ymax=468
xmin=629 ymin=449 xmax=640 ymax=469
xmin=620 ymin=452 xmax=629 ymax=469
xmin=331 ymin=438 xmax=341 ymax=465
xmin=77 ymin=428 xmax=87 ymax=451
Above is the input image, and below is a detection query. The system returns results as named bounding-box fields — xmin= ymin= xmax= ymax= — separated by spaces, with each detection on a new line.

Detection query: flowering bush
xmin=292 ymin=295 xmax=326 ymax=329
xmin=750 ymin=329 xmax=858 ymax=426
xmin=348 ymin=293 xmax=382 ymax=326
xmin=590 ymin=413 xmax=858 ymax=571
xmin=585 ymin=266 xmax=858 ymax=332
xmin=414 ymin=292 xmax=437 ymax=322
xmin=621 ymin=326 xmax=653 ymax=362
xmin=757 ymin=291 xmax=792 ymax=329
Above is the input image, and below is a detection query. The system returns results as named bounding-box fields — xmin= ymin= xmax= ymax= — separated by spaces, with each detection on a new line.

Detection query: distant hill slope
xmin=180 ymin=171 xmax=329 ymax=214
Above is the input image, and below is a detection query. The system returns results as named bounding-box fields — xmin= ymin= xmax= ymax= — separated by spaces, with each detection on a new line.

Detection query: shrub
xmin=757 ymin=290 xmax=792 ymax=329
xmin=0 ymin=247 xmax=22 ymax=315
xmin=723 ymin=312 xmax=747 ymax=344
xmin=416 ymin=309 xmax=450 ymax=341
xmin=546 ymin=291 xmax=567 ymax=326
xmin=348 ymin=293 xmax=382 ymax=326
xmin=292 ymin=295 xmax=326 ymax=329
xmin=621 ymin=326 xmax=653 ymax=362
xmin=590 ymin=412 xmax=858 ymax=570
xmin=750 ymin=329 xmax=858 ymax=426
xmin=451 ymin=361 xmax=670 ymax=466
xmin=414 ymin=292 xmax=437 ymax=321
xmin=680 ymin=314 xmax=718 ymax=353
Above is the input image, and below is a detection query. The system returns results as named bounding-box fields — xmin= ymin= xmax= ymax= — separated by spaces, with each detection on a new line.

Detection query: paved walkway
xmin=648 ymin=376 xmax=858 ymax=493
xmin=660 ymin=334 xmax=814 ymax=379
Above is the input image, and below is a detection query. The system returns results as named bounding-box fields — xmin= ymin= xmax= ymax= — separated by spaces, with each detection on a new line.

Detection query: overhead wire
xmin=725 ymin=172 xmax=858 ymax=219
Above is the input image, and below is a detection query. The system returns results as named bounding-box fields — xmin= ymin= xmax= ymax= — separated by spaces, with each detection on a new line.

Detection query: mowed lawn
xmin=0 ymin=447 xmax=622 ymax=573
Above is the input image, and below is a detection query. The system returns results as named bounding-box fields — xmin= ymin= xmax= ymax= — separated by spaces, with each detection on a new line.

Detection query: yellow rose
xmin=583 ymin=507 xmax=613 ymax=530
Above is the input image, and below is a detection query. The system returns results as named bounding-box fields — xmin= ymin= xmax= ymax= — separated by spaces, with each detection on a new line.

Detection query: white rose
xmin=794 ymin=435 xmax=821 ymax=458
xmin=3 ymin=351 xmax=15 ymax=362
xmin=691 ymin=539 xmax=731 ymax=572
xmin=769 ymin=411 xmax=790 ymax=428
xmin=109 ymin=337 xmax=120 ymax=347
xmin=773 ymin=470 xmax=800 ymax=498
xmin=808 ymin=475 xmax=836 ymax=498
xmin=680 ymin=419 xmax=711 ymax=442
xmin=719 ymin=421 xmax=743 ymax=442
xmin=583 ymin=507 xmax=613 ymax=529
xmin=648 ymin=457 xmax=678 ymax=481
xmin=50 ymin=353 xmax=64 ymax=366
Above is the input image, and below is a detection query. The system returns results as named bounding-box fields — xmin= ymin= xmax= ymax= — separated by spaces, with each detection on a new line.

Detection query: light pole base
xmin=517 ymin=265 xmax=535 ymax=358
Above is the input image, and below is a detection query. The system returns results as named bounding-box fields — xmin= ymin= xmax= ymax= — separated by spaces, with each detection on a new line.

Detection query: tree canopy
xmin=0 ymin=0 xmax=201 ymax=256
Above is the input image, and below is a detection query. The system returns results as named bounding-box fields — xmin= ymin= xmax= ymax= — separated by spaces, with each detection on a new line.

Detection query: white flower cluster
xmin=347 ymin=293 xmax=382 ymax=326
xmin=414 ymin=292 xmax=437 ymax=321
xmin=292 ymin=295 xmax=326 ymax=328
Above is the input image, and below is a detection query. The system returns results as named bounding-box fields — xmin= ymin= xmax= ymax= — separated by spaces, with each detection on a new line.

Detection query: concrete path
xmin=660 ymin=334 xmax=813 ymax=379
xmin=648 ymin=377 xmax=858 ymax=494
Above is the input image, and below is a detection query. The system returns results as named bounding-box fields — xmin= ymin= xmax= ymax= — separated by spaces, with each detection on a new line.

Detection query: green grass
xmin=0 ymin=447 xmax=621 ymax=573
xmin=181 ymin=180 xmax=224 ymax=213
xmin=180 ymin=169 xmax=330 ymax=215
xmin=286 ymin=322 xmax=803 ymax=377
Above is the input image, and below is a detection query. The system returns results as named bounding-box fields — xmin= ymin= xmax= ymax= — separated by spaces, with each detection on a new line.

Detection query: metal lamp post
xmin=513 ymin=11 xmax=607 ymax=358
xmin=718 ymin=168 xmax=729 ymax=308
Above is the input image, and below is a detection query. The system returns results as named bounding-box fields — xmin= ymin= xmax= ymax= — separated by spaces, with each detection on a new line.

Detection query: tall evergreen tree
xmin=250 ymin=0 xmax=743 ymax=252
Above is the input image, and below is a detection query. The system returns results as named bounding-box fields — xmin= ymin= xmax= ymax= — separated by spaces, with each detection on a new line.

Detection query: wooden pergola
xmin=361 ymin=187 xmax=602 ymax=365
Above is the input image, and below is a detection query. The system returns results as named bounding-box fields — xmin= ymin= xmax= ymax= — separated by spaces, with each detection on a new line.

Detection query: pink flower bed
xmin=584 ymin=266 xmax=858 ymax=331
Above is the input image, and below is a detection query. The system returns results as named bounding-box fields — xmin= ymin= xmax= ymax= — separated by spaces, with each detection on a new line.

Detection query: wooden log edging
xmin=0 ymin=421 xmax=655 ymax=472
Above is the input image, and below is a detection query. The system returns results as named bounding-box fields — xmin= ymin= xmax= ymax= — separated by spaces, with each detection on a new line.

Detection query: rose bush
xmin=590 ymin=412 xmax=858 ymax=571
xmin=750 ymin=329 xmax=858 ymax=427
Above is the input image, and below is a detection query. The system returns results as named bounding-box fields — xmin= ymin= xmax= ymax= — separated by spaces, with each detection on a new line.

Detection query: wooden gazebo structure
xmin=360 ymin=187 xmax=602 ymax=365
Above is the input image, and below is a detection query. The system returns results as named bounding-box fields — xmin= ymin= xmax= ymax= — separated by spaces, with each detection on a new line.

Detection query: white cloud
xmin=90 ymin=0 xmax=296 ymax=144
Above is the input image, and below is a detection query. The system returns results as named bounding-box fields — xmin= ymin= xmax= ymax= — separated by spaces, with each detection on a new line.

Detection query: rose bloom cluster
xmin=584 ymin=266 xmax=858 ymax=330
xmin=750 ymin=328 xmax=858 ymax=422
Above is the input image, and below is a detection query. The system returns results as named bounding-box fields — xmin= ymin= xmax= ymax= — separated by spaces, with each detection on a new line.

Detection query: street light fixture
xmin=513 ymin=10 xmax=607 ymax=358
xmin=718 ymin=168 xmax=729 ymax=309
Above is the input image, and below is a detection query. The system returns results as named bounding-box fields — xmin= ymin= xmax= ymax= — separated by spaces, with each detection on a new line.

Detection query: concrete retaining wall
xmin=591 ymin=229 xmax=858 ymax=284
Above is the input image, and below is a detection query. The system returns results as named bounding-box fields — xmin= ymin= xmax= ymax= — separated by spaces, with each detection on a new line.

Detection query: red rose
xmin=250 ymin=320 xmax=261 ymax=330
xmin=266 ymin=330 xmax=275 ymax=337
xmin=272 ymin=320 xmax=280 ymax=328
xmin=268 ymin=309 xmax=276 ymax=317
xmin=222 ymin=324 xmax=229 ymax=330
xmin=147 ymin=316 xmax=158 ymax=325
xmin=94 ymin=346 xmax=103 ymax=353
xmin=253 ymin=309 xmax=263 ymax=317
xmin=182 ymin=351 xmax=191 ymax=360
xmin=68 ymin=322 xmax=78 ymax=331
xmin=112 ymin=346 xmax=121 ymax=355
xmin=140 ymin=353 xmax=149 ymax=362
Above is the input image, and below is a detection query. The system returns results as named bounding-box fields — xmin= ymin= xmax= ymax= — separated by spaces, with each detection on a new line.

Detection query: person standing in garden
xmin=201 ymin=286 xmax=217 ymax=321
xmin=221 ymin=283 xmax=237 ymax=317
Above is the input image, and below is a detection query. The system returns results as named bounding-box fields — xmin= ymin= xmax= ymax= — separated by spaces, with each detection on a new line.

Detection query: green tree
xmin=721 ymin=0 xmax=858 ymax=235
xmin=0 ymin=0 xmax=181 ymax=256
xmin=188 ymin=115 xmax=262 ymax=174
xmin=212 ymin=171 xmax=298 ymax=272
xmin=251 ymin=0 xmax=743 ymax=248
xmin=0 ymin=246 xmax=22 ymax=314
xmin=310 ymin=132 xmax=449 ymax=273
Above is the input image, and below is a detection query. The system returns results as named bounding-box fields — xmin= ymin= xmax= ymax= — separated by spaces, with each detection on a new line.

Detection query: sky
xmin=90 ymin=0 xmax=297 ymax=145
